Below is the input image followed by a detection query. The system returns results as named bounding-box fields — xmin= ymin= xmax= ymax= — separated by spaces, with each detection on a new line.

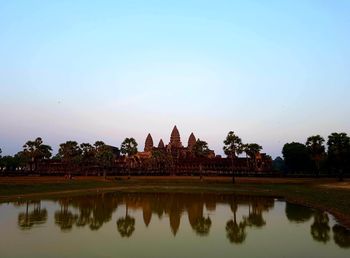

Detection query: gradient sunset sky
xmin=1 ymin=0 xmax=349 ymax=158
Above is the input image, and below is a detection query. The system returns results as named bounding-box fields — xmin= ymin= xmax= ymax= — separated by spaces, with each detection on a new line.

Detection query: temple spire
xmin=158 ymin=139 xmax=165 ymax=148
xmin=144 ymin=133 xmax=154 ymax=152
xmin=170 ymin=125 xmax=182 ymax=148
xmin=188 ymin=132 xmax=196 ymax=151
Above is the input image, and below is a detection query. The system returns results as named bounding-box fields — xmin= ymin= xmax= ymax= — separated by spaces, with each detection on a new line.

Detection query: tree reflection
xmin=244 ymin=200 xmax=266 ymax=228
xmin=333 ymin=224 xmax=350 ymax=248
xmin=117 ymin=203 xmax=135 ymax=238
xmin=226 ymin=198 xmax=247 ymax=244
xmin=193 ymin=216 xmax=212 ymax=236
xmin=310 ymin=211 xmax=330 ymax=243
xmin=285 ymin=203 xmax=313 ymax=223
xmin=18 ymin=201 xmax=47 ymax=230
xmin=54 ymin=203 xmax=76 ymax=232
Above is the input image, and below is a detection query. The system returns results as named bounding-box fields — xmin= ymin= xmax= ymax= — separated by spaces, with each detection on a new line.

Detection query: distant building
xmin=138 ymin=125 xmax=215 ymax=159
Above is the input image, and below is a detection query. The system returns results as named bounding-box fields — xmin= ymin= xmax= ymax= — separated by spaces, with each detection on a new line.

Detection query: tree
xmin=80 ymin=143 xmax=96 ymax=163
xmin=223 ymin=131 xmax=243 ymax=183
xmin=327 ymin=132 xmax=350 ymax=181
xmin=244 ymin=143 xmax=262 ymax=171
xmin=193 ymin=139 xmax=210 ymax=180
xmin=306 ymin=135 xmax=325 ymax=177
xmin=120 ymin=138 xmax=138 ymax=156
xmin=272 ymin=156 xmax=285 ymax=173
xmin=121 ymin=138 xmax=138 ymax=178
xmin=58 ymin=141 xmax=82 ymax=176
xmin=282 ymin=142 xmax=311 ymax=173
xmin=22 ymin=137 xmax=52 ymax=172
xmin=0 ymin=148 xmax=2 ymax=172
xmin=95 ymin=141 xmax=114 ymax=178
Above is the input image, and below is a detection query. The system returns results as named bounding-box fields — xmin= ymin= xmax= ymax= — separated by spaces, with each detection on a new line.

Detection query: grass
xmin=0 ymin=176 xmax=350 ymax=226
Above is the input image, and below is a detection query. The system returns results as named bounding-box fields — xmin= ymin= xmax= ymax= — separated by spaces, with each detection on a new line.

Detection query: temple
xmin=35 ymin=125 xmax=272 ymax=176
xmin=139 ymin=125 xmax=215 ymax=160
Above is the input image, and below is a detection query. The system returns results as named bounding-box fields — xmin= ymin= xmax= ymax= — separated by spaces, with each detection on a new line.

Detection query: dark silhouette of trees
xmin=272 ymin=156 xmax=285 ymax=173
xmin=306 ymin=135 xmax=326 ymax=177
xmin=244 ymin=143 xmax=262 ymax=170
xmin=120 ymin=138 xmax=138 ymax=157
xmin=282 ymin=142 xmax=311 ymax=173
xmin=193 ymin=139 xmax=210 ymax=179
xmin=95 ymin=141 xmax=114 ymax=178
xmin=327 ymin=133 xmax=350 ymax=181
xmin=223 ymin=131 xmax=243 ymax=183
xmin=121 ymin=138 xmax=138 ymax=178
xmin=58 ymin=141 xmax=82 ymax=176
xmin=22 ymin=137 xmax=52 ymax=172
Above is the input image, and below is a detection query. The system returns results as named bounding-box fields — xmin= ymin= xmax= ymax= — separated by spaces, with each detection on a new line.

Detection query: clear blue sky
xmin=1 ymin=0 xmax=349 ymax=158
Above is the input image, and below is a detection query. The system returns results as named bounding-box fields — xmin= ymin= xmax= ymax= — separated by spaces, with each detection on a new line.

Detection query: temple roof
xmin=170 ymin=125 xmax=182 ymax=148
xmin=188 ymin=132 xmax=196 ymax=149
xmin=144 ymin=133 xmax=154 ymax=152
xmin=158 ymin=139 xmax=165 ymax=148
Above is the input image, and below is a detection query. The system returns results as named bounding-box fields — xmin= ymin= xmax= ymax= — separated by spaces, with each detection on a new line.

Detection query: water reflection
xmin=285 ymin=202 xmax=313 ymax=223
xmin=311 ymin=211 xmax=330 ymax=243
xmin=333 ymin=224 xmax=350 ymax=248
xmin=17 ymin=201 xmax=47 ymax=230
xmin=117 ymin=203 xmax=135 ymax=237
xmin=11 ymin=192 xmax=350 ymax=249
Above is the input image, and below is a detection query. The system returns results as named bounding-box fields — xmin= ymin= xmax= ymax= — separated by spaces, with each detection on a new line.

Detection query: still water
xmin=0 ymin=192 xmax=349 ymax=258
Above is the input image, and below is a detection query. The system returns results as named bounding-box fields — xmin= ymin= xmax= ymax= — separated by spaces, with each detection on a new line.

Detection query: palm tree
xmin=306 ymin=135 xmax=325 ymax=177
xmin=120 ymin=138 xmax=138 ymax=156
xmin=58 ymin=141 xmax=82 ymax=177
xmin=223 ymin=131 xmax=243 ymax=183
xmin=22 ymin=137 xmax=52 ymax=172
xmin=121 ymin=138 xmax=138 ymax=178
xmin=327 ymin=132 xmax=350 ymax=181
xmin=95 ymin=142 xmax=114 ymax=179
xmin=244 ymin=143 xmax=262 ymax=172
xmin=193 ymin=139 xmax=210 ymax=180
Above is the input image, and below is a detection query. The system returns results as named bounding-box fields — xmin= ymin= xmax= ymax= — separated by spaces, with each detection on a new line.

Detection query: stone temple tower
xmin=158 ymin=139 xmax=165 ymax=148
xmin=187 ymin=133 xmax=196 ymax=151
xmin=144 ymin=133 xmax=154 ymax=152
xmin=170 ymin=125 xmax=182 ymax=148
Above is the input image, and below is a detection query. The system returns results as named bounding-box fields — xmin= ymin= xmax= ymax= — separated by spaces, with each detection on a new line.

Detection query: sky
xmin=0 ymin=0 xmax=350 ymax=158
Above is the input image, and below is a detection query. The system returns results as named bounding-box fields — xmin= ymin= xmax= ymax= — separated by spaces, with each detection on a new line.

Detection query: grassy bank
xmin=1 ymin=176 xmax=350 ymax=227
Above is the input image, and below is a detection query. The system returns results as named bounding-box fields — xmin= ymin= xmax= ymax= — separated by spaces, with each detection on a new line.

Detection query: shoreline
xmin=1 ymin=176 xmax=350 ymax=228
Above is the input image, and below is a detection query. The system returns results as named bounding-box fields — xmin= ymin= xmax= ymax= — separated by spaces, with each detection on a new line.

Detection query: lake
xmin=0 ymin=192 xmax=349 ymax=258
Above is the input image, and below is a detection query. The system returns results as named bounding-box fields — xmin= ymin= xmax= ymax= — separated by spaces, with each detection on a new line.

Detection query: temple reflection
xmin=12 ymin=192 xmax=350 ymax=248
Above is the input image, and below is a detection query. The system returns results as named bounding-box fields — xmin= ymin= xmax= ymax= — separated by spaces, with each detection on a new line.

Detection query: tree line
xmin=277 ymin=132 xmax=350 ymax=181
xmin=0 ymin=131 xmax=265 ymax=176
